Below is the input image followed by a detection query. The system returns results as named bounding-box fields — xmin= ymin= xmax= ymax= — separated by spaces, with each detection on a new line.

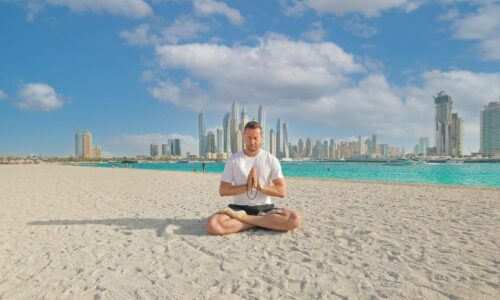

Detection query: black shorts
xmin=228 ymin=204 xmax=284 ymax=216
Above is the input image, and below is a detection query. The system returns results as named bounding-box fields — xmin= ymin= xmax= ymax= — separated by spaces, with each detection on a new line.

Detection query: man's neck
xmin=243 ymin=148 xmax=260 ymax=157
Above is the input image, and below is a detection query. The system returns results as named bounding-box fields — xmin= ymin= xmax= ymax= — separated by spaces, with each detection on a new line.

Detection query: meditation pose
xmin=206 ymin=121 xmax=301 ymax=235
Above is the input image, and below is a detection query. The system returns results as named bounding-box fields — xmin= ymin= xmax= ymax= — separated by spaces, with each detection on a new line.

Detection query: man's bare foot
xmin=220 ymin=207 xmax=248 ymax=221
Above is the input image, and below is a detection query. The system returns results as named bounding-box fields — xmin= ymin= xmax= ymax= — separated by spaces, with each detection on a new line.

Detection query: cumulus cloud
xmin=16 ymin=83 xmax=65 ymax=112
xmin=146 ymin=34 xmax=500 ymax=152
xmin=193 ymin=0 xmax=244 ymax=26
xmin=107 ymin=133 xmax=197 ymax=157
xmin=342 ymin=19 xmax=378 ymax=38
xmin=301 ymin=22 xmax=327 ymax=42
xmin=0 ymin=90 xmax=7 ymax=100
xmin=283 ymin=0 xmax=420 ymax=18
xmin=27 ymin=0 xmax=152 ymax=19
xmin=120 ymin=24 xmax=159 ymax=46
xmin=162 ymin=16 xmax=210 ymax=44
xmin=451 ymin=3 xmax=500 ymax=60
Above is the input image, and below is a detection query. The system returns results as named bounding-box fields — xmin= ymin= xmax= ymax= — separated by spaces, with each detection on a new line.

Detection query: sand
xmin=0 ymin=164 xmax=498 ymax=299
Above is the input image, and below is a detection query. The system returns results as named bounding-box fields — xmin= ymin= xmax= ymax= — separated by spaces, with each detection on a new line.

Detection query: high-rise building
xmin=74 ymin=130 xmax=82 ymax=158
xmin=92 ymin=145 xmax=101 ymax=159
xmin=371 ymin=134 xmax=377 ymax=154
xmin=480 ymin=102 xmax=500 ymax=154
xmin=305 ymin=138 xmax=312 ymax=158
xmin=216 ymin=128 xmax=223 ymax=153
xmin=230 ymin=102 xmax=239 ymax=153
xmin=451 ymin=113 xmax=463 ymax=156
xmin=276 ymin=118 xmax=281 ymax=158
xmin=162 ymin=144 xmax=169 ymax=156
xmin=297 ymin=138 xmax=304 ymax=158
xmin=240 ymin=107 xmax=249 ymax=149
xmin=199 ymin=109 xmax=206 ymax=157
xmin=150 ymin=144 xmax=159 ymax=157
xmin=82 ymin=131 xmax=92 ymax=159
xmin=269 ymin=129 xmax=276 ymax=156
xmin=434 ymin=91 xmax=453 ymax=156
xmin=236 ymin=130 xmax=243 ymax=152
xmin=170 ymin=139 xmax=181 ymax=156
xmin=418 ymin=137 xmax=430 ymax=156
xmin=358 ymin=135 xmax=364 ymax=154
xmin=282 ymin=122 xmax=289 ymax=158
xmin=206 ymin=131 xmax=216 ymax=154
xmin=258 ymin=105 xmax=266 ymax=150
xmin=223 ymin=112 xmax=231 ymax=153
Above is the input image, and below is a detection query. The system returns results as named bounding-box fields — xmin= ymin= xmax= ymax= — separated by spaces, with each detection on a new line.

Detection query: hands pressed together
xmin=246 ymin=167 xmax=262 ymax=192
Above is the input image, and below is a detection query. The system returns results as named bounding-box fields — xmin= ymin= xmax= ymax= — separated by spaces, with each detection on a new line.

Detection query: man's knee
xmin=206 ymin=216 xmax=223 ymax=235
xmin=288 ymin=211 xmax=301 ymax=230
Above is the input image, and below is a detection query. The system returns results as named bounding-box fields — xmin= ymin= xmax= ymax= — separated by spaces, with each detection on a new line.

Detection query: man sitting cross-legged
xmin=206 ymin=121 xmax=301 ymax=235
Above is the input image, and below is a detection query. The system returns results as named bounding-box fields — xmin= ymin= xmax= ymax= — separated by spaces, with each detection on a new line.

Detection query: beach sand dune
xmin=0 ymin=165 xmax=498 ymax=299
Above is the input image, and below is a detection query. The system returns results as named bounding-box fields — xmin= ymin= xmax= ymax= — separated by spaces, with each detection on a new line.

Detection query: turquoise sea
xmin=83 ymin=161 xmax=500 ymax=188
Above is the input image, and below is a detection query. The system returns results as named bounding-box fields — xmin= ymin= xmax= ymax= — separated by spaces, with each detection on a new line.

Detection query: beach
xmin=0 ymin=164 xmax=498 ymax=299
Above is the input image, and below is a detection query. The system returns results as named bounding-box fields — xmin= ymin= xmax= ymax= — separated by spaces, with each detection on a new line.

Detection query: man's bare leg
xmin=206 ymin=212 xmax=256 ymax=235
xmin=221 ymin=208 xmax=301 ymax=232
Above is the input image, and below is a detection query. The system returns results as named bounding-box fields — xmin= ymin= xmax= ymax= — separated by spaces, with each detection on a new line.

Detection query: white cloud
xmin=162 ymin=16 xmax=210 ymax=44
xmin=120 ymin=24 xmax=159 ymax=46
xmin=42 ymin=0 xmax=152 ymax=18
xmin=147 ymin=34 xmax=500 ymax=153
xmin=0 ymin=90 xmax=7 ymax=100
xmin=301 ymin=22 xmax=327 ymax=42
xmin=451 ymin=3 xmax=500 ymax=60
xmin=283 ymin=0 xmax=420 ymax=18
xmin=25 ymin=1 xmax=45 ymax=22
xmin=16 ymin=83 xmax=65 ymax=112
xmin=193 ymin=0 xmax=244 ymax=26
xmin=107 ymin=133 xmax=197 ymax=157
xmin=342 ymin=19 xmax=378 ymax=38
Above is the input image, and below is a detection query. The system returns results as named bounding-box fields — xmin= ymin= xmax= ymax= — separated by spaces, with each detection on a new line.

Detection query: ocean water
xmin=83 ymin=161 xmax=500 ymax=188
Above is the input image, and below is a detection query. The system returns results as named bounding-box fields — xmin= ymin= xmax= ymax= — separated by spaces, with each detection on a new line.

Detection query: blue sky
xmin=1 ymin=0 xmax=499 ymax=157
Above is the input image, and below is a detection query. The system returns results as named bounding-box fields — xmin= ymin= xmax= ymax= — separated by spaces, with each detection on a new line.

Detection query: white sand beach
xmin=0 ymin=164 xmax=499 ymax=299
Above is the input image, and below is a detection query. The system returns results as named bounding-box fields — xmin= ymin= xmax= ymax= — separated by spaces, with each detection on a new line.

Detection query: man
xmin=206 ymin=121 xmax=301 ymax=235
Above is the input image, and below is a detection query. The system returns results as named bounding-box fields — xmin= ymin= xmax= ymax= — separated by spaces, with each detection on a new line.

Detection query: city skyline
xmin=1 ymin=1 xmax=500 ymax=157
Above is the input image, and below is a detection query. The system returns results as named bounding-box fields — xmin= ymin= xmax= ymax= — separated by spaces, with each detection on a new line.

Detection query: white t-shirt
xmin=221 ymin=150 xmax=284 ymax=206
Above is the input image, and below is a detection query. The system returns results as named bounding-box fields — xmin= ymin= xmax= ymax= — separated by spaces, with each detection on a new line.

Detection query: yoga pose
xmin=206 ymin=121 xmax=301 ymax=235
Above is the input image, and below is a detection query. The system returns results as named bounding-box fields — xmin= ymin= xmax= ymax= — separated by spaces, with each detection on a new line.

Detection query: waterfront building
xmin=223 ymin=112 xmax=231 ymax=154
xmin=258 ymin=105 xmax=266 ymax=150
xmin=282 ymin=122 xmax=289 ymax=158
xmin=236 ymin=130 xmax=243 ymax=152
xmin=230 ymin=102 xmax=239 ymax=153
xmin=480 ymin=102 xmax=500 ymax=154
xmin=91 ymin=145 xmax=101 ymax=159
xmin=199 ymin=110 xmax=206 ymax=157
xmin=276 ymin=119 xmax=281 ymax=158
xmin=82 ymin=131 xmax=92 ymax=159
xmin=216 ymin=128 xmax=223 ymax=153
xmin=434 ymin=91 xmax=453 ymax=156
xmin=74 ymin=130 xmax=82 ymax=158
xmin=418 ymin=137 xmax=430 ymax=156
xmin=451 ymin=113 xmax=463 ymax=156
xmin=170 ymin=139 xmax=181 ymax=157
xmin=305 ymin=138 xmax=312 ymax=158
xmin=297 ymin=138 xmax=304 ymax=159
xmin=205 ymin=131 xmax=216 ymax=155
xmin=150 ymin=144 xmax=159 ymax=157
xmin=162 ymin=144 xmax=169 ymax=156
xmin=269 ymin=129 xmax=276 ymax=156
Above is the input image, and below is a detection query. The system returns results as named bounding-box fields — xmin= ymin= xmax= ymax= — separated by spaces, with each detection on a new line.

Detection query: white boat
xmin=384 ymin=158 xmax=414 ymax=166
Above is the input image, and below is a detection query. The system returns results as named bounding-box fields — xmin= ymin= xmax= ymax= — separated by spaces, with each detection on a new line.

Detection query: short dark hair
xmin=244 ymin=121 xmax=262 ymax=132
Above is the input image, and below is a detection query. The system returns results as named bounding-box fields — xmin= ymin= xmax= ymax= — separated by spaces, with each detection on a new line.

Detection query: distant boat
xmin=384 ymin=158 xmax=414 ymax=166
xmin=121 ymin=160 xmax=138 ymax=163
xmin=281 ymin=158 xmax=293 ymax=162
xmin=446 ymin=160 xmax=464 ymax=165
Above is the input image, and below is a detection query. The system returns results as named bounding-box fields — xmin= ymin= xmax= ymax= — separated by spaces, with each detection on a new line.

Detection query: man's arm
xmin=258 ymin=178 xmax=286 ymax=198
xmin=219 ymin=181 xmax=247 ymax=197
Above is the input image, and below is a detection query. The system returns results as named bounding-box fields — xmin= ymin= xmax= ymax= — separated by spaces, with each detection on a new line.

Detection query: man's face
xmin=244 ymin=128 xmax=261 ymax=152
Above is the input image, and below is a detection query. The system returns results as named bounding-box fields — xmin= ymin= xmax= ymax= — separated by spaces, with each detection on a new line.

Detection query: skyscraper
xmin=371 ymin=134 xmax=377 ymax=154
xmin=199 ymin=109 xmax=206 ymax=157
xmin=162 ymin=144 xmax=169 ymax=156
xmin=240 ymin=107 xmax=249 ymax=149
xmin=82 ymin=131 xmax=92 ymax=159
xmin=216 ymin=128 xmax=223 ymax=153
xmin=170 ymin=139 xmax=181 ymax=156
xmin=305 ymin=138 xmax=312 ymax=158
xmin=282 ymin=122 xmax=289 ymax=158
xmin=451 ymin=113 xmax=463 ymax=156
xmin=480 ymin=102 xmax=500 ymax=154
xmin=258 ymin=105 xmax=266 ymax=150
xmin=74 ymin=130 xmax=82 ymax=158
xmin=434 ymin=91 xmax=453 ymax=156
xmin=269 ymin=129 xmax=276 ymax=156
xmin=297 ymin=138 xmax=304 ymax=158
xmin=276 ymin=118 xmax=281 ymax=158
xmin=150 ymin=144 xmax=159 ymax=157
xmin=418 ymin=137 xmax=430 ymax=156
xmin=223 ymin=112 xmax=231 ymax=153
xmin=230 ymin=102 xmax=239 ymax=153
xmin=206 ymin=131 xmax=216 ymax=154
